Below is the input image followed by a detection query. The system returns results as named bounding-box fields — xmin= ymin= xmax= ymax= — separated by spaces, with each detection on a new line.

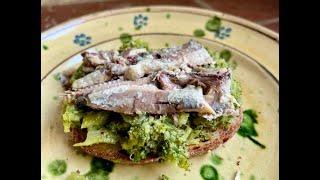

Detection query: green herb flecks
xmin=70 ymin=64 xmax=86 ymax=84
xmin=200 ymin=165 xmax=219 ymax=180
xmin=193 ymin=29 xmax=206 ymax=37
xmin=119 ymin=39 xmax=150 ymax=53
xmin=237 ymin=109 xmax=266 ymax=149
xmin=205 ymin=16 xmax=221 ymax=32
xmin=118 ymin=27 xmax=123 ymax=31
xmin=52 ymin=96 xmax=58 ymax=100
xmin=210 ymin=154 xmax=223 ymax=165
xmin=48 ymin=160 xmax=67 ymax=176
xmin=165 ymin=43 xmax=169 ymax=47
xmin=146 ymin=7 xmax=150 ymax=12
xmin=166 ymin=13 xmax=171 ymax=19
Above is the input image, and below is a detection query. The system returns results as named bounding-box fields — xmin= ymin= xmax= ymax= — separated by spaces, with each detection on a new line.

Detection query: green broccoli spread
xmin=119 ymin=39 xmax=150 ymax=52
xmin=70 ymin=64 xmax=86 ymax=84
xmin=62 ymin=40 xmax=242 ymax=170
xmin=62 ymin=105 xmax=235 ymax=170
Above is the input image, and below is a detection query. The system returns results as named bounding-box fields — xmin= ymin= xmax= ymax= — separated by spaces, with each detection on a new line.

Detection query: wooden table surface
xmin=41 ymin=0 xmax=278 ymax=33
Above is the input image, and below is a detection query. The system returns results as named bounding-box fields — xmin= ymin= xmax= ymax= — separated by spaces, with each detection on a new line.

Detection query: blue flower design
xmin=133 ymin=14 xmax=148 ymax=30
xmin=214 ymin=27 xmax=232 ymax=40
xmin=73 ymin=33 xmax=91 ymax=47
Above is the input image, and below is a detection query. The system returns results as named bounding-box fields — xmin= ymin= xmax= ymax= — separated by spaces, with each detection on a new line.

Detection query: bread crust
xmin=69 ymin=110 xmax=242 ymax=164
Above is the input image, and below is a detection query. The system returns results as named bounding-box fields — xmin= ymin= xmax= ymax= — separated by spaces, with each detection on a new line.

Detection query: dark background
xmin=41 ymin=0 xmax=279 ymax=32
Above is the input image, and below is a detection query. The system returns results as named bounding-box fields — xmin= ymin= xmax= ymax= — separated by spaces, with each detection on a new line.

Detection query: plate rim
xmin=41 ymin=5 xmax=279 ymax=42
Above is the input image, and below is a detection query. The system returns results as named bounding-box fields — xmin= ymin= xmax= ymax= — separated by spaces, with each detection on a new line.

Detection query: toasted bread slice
xmin=69 ymin=110 xmax=242 ymax=164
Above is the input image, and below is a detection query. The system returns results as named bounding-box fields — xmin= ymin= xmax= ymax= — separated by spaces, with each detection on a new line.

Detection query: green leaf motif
xmin=243 ymin=109 xmax=258 ymax=123
xmin=67 ymin=157 xmax=114 ymax=180
xmin=237 ymin=109 xmax=266 ymax=149
xmin=238 ymin=113 xmax=258 ymax=137
xmin=205 ymin=16 xmax=221 ymax=32
xmin=220 ymin=49 xmax=232 ymax=61
xmin=193 ymin=29 xmax=206 ymax=37
xmin=43 ymin=45 xmax=48 ymax=50
xmin=200 ymin=164 xmax=219 ymax=180
xmin=120 ymin=33 xmax=132 ymax=44
xmin=48 ymin=160 xmax=67 ymax=176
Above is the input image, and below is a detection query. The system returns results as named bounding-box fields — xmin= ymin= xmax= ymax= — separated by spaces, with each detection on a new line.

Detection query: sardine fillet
xmin=86 ymin=85 xmax=214 ymax=114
